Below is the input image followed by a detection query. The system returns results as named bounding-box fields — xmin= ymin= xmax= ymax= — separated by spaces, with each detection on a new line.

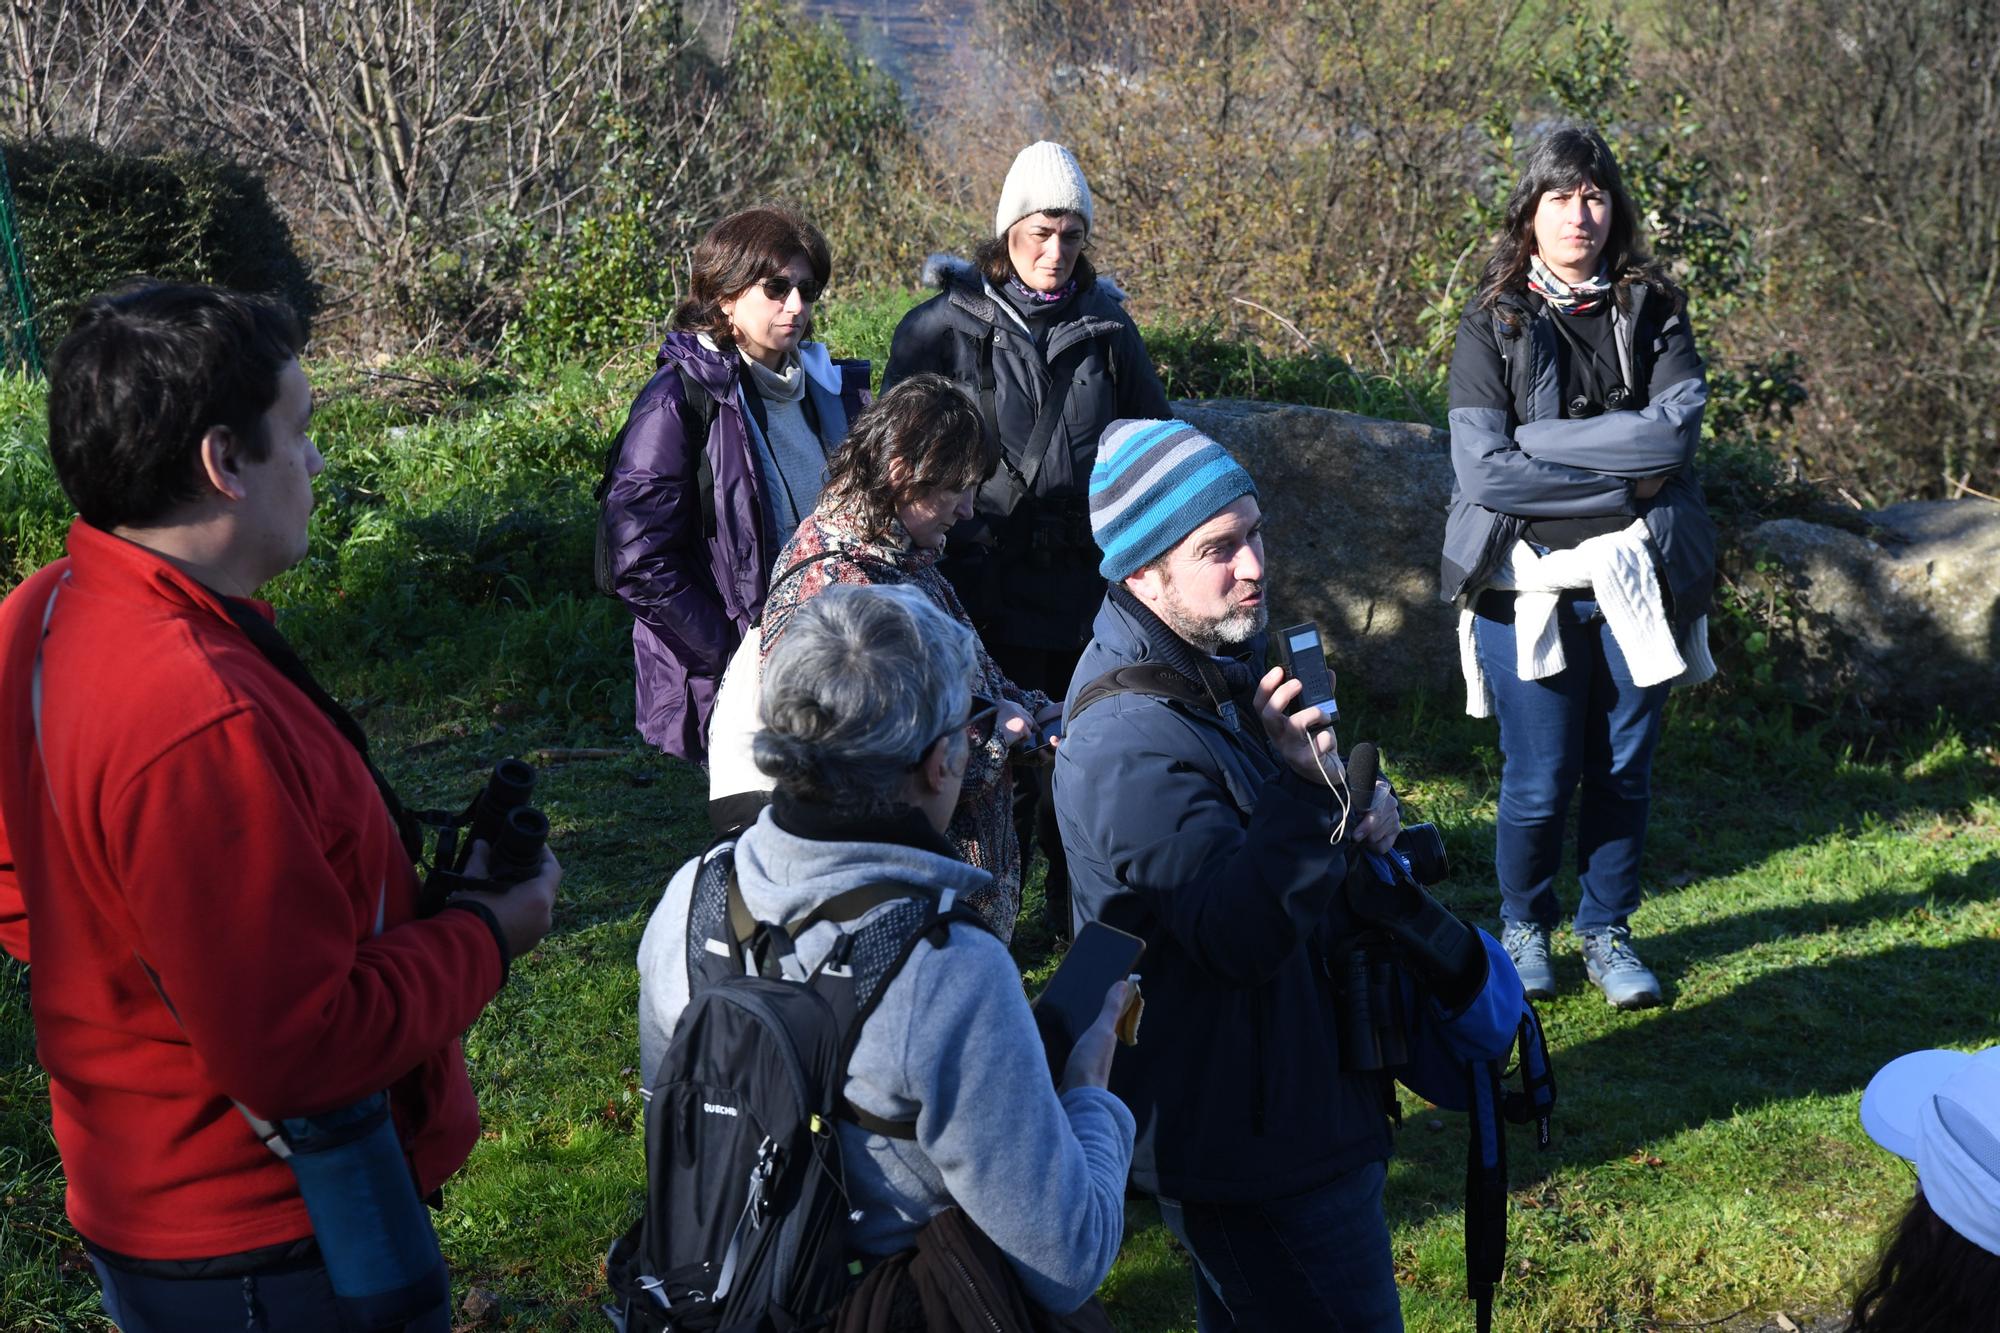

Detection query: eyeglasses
xmin=756 ymin=274 xmax=823 ymax=305
xmin=914 ymin=693 xmax=999 ymax=765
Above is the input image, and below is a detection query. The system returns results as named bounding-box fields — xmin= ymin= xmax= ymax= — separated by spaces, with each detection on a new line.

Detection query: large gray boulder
xmin=1170 ymin=399 xmax=1462 ymax=699
xmin=1746 ymin=500 xmax=2000 ymax=717
xmin=1171 ymin=397 xmax=2000 ymax=719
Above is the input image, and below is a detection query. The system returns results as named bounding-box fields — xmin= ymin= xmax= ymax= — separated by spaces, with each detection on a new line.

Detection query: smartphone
xmin=1013 ymin=717 xmax=1063 ymax=767
xmin=1032 ymin=921 xmax=1146 ymax=1082
xmin=1276 ymin=622 xmax=1338 ymax=724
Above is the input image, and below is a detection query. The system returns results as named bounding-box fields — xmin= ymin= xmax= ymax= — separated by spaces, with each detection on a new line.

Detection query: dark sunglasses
xmin=756 ymin=274 xmax=823 ymax=304
xmin=915 ymin=693 xmax=999 ymax=765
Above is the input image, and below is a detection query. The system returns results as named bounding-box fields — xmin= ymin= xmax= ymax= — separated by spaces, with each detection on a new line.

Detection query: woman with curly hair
xmin=752 ymin=375 xmax=1064 ymax=940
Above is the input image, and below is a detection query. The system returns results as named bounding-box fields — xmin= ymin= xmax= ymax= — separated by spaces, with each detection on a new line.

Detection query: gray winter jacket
xmin=1441 ymin=285 xmax=1717 ymax=636
xmin=636 ymin=804 xmax=1136 ymax=1314
xmin=882 ymin=257 xmax=1170 ymax=652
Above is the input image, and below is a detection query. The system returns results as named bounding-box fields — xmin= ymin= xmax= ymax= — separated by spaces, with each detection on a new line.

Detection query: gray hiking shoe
xmin=1579 ymin=928 xmax=1662 ymax=1010
xmin=1501 ymin=921 xmax=1556 ymax=1000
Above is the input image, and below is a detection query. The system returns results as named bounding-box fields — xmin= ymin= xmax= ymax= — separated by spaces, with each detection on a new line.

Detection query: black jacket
xmin=1441 ymin=284 xmax=1717 ymax=637
xmin=882 ymin=258 xmax=1170 ymax=652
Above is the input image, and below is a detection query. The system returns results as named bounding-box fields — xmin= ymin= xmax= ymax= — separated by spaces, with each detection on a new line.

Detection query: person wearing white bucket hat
xmin=1846 ymin=1045 xmax=2000 ymax=1332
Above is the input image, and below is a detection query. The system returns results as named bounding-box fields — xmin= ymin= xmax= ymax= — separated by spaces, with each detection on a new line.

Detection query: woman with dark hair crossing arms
xmin=1442 ymin=125 xmax=1717 ymax=1009
xmin=604 ymin=207 xmax=870 ymax=763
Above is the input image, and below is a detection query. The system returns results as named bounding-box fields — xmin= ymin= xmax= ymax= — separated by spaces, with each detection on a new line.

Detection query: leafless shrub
xmin=1668 ymin=0 xmax=2000 ymax=499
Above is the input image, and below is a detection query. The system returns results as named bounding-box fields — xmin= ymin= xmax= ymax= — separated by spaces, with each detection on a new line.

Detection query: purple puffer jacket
xmin=604 ymin=332 xmax=870 ymax=759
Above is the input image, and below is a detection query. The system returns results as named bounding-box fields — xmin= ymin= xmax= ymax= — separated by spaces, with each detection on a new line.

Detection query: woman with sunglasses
xmin=1442 ymin=125 xmax=1717 ymax=1011
xmin=603 ymin=206 xmax=871 ymax=763
xmin=754 ymin=376 xmax=1065 ymax=940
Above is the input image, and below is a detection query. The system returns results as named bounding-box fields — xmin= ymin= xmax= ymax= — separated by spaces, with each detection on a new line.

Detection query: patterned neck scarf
xmin=1528 ymin=256 xmax=1613 ymax=315
xmin=1005 ymin=273 xmax=1078 ymax=306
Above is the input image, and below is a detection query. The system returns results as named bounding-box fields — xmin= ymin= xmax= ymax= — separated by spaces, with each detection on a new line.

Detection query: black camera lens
xmin=1567 ymin=394 xmax=1603 ymax=419
xmin=1604 ymin=384 xmax=1633 ymax=410
xmin=1394 ymin=822 xmax=1449 ymax=885
xmin=488 ymin=806 xmax=549 ymax=886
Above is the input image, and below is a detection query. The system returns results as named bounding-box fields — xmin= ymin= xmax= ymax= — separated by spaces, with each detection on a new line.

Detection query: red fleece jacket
xmin=0 ymin=520 xmax=505 ymax=1260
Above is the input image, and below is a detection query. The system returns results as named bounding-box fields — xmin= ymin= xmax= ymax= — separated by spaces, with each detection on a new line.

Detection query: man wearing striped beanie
xmin=1055 ymin=419 xmax=1519 ymax=1332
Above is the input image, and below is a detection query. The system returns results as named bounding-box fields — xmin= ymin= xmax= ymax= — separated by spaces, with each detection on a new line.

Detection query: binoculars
xmin=460 ymin=758 xmax=548 ymax=886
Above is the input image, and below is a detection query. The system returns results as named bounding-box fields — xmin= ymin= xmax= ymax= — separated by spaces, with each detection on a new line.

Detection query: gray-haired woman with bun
xmin=636 ymin=584 xmax=1135 ymax=1315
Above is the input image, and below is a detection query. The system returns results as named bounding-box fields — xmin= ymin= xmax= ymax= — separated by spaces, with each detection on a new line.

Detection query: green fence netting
xmin=0 ymin=146 xmax=42 ymax=376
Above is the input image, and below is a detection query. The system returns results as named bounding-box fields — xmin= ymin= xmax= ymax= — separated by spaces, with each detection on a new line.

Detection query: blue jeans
xmin=1474 ymin=600 xmax=1668 ymax=935
xmin=89 ymin=1251 xmax=451 ymax=1333
xmin=1156 ymin=1160 xmax=1403 ymax=1333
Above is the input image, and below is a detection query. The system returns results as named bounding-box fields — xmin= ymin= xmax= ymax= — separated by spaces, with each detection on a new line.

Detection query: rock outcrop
xmin=1746 ymin=500 xmax=2000 ymax=718
xmin=1170 ymin=399 xmax=1462 ymax=699
xmin=1172 ymin=397 xmax=2000 ymax=718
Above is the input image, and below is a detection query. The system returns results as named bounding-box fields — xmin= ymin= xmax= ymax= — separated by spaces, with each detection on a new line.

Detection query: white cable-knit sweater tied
xmin=1458 ymin=521 xmax=1716 ymax=718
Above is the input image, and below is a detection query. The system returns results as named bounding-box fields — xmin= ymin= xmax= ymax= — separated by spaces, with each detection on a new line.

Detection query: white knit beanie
xmin=993 ymin=141 xmax=1094 ymax=238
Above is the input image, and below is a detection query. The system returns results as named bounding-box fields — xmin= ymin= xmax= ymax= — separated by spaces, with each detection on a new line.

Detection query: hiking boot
xmin=1579 ymin=928 xmax=1663 ymax=1010
xmin=1501 ymin=921 xmax=1556 ymax=1000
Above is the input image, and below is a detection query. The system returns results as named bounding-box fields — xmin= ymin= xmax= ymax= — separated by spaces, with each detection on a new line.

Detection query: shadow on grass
xmin=1384 ymin=917 xmax=2000 ymax=1238
xmin=1635 ymin=854 xmax=2000 ymax=994
xmin=1378 ymin=676 xmax=1997 ymax=882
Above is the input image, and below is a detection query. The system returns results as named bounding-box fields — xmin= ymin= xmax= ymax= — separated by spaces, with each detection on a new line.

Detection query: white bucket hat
xmin=1861 ymin=1045 xmax=2000 ymax=1256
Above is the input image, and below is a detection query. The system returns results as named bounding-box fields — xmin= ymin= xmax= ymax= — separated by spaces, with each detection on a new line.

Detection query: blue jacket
xmin=1053 ymin=590 xmax=1524 ymax=1202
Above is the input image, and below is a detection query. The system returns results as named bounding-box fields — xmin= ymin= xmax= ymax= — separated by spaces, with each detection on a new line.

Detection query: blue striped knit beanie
xmin=1090 ymin=419 xmax=1258 ymax=581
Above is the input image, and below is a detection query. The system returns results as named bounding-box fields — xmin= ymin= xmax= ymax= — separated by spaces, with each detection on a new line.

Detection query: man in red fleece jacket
xmin=0 ymin=283 xmax=561 ymax=1330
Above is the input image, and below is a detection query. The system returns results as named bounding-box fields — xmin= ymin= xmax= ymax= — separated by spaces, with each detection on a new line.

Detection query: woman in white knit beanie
xmin=881 ymin=140 xmax=1170 ymax=935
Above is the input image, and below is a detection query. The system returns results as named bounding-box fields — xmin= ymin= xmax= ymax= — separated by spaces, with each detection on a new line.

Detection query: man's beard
xmin=1155 ymin=575 xmax=1268 ymax=653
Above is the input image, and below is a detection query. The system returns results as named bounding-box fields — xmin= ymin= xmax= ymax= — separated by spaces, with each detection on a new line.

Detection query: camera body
xmin=1333 ymin=823 xmax=1473 ymax=1073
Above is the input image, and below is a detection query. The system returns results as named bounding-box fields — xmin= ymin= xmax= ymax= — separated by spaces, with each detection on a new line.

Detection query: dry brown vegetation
xmin=3 ymin=0 xmax=1996 ymax=499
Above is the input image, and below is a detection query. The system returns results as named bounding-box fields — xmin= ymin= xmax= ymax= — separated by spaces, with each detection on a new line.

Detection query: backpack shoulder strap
xmin=822 ymin=888 xmax=993 ymax=1142
xmin=677 ymin=365 xmax=723 ymax=544
xmin=683 ymin=836 xmax=746 ymax=986
xmin=1069 ymin=662 xmax=1212 ymax=725
xmin=971 ymin=326 xmax=1014 ymax=493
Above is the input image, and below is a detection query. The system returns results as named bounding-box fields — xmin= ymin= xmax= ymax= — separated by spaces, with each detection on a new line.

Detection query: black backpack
xmin=605 ymin=840 xmax=991 ymax=1333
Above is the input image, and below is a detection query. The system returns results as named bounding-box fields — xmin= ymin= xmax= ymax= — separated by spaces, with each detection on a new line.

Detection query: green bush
xmin=1 ymin=137 xmax=317 ymax=358
xmin=0 ymin=371 xmax=66 ymax=581
xmin=813 ymin=284 xmax=921 ymax=389
xmin=501 ymin=0 xmax=935 ymax=370
xmin=1145 ymin=322 xmax=1446 ymax=423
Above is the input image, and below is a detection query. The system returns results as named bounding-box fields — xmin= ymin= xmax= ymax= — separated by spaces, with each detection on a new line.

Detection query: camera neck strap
xmin=1547 ymin=305 xmax=1627 ymax=410
xmin=216 ymin=597 xmax=426 ymax=865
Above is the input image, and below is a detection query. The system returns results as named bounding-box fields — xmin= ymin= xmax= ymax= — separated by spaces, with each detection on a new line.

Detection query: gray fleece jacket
xmin=636 ymin=806 xmax=1136 ymax=1314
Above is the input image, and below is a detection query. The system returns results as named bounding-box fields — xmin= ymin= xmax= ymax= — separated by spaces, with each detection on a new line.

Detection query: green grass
xmin=2 ymin=358 xmax=1996 ymax=1331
